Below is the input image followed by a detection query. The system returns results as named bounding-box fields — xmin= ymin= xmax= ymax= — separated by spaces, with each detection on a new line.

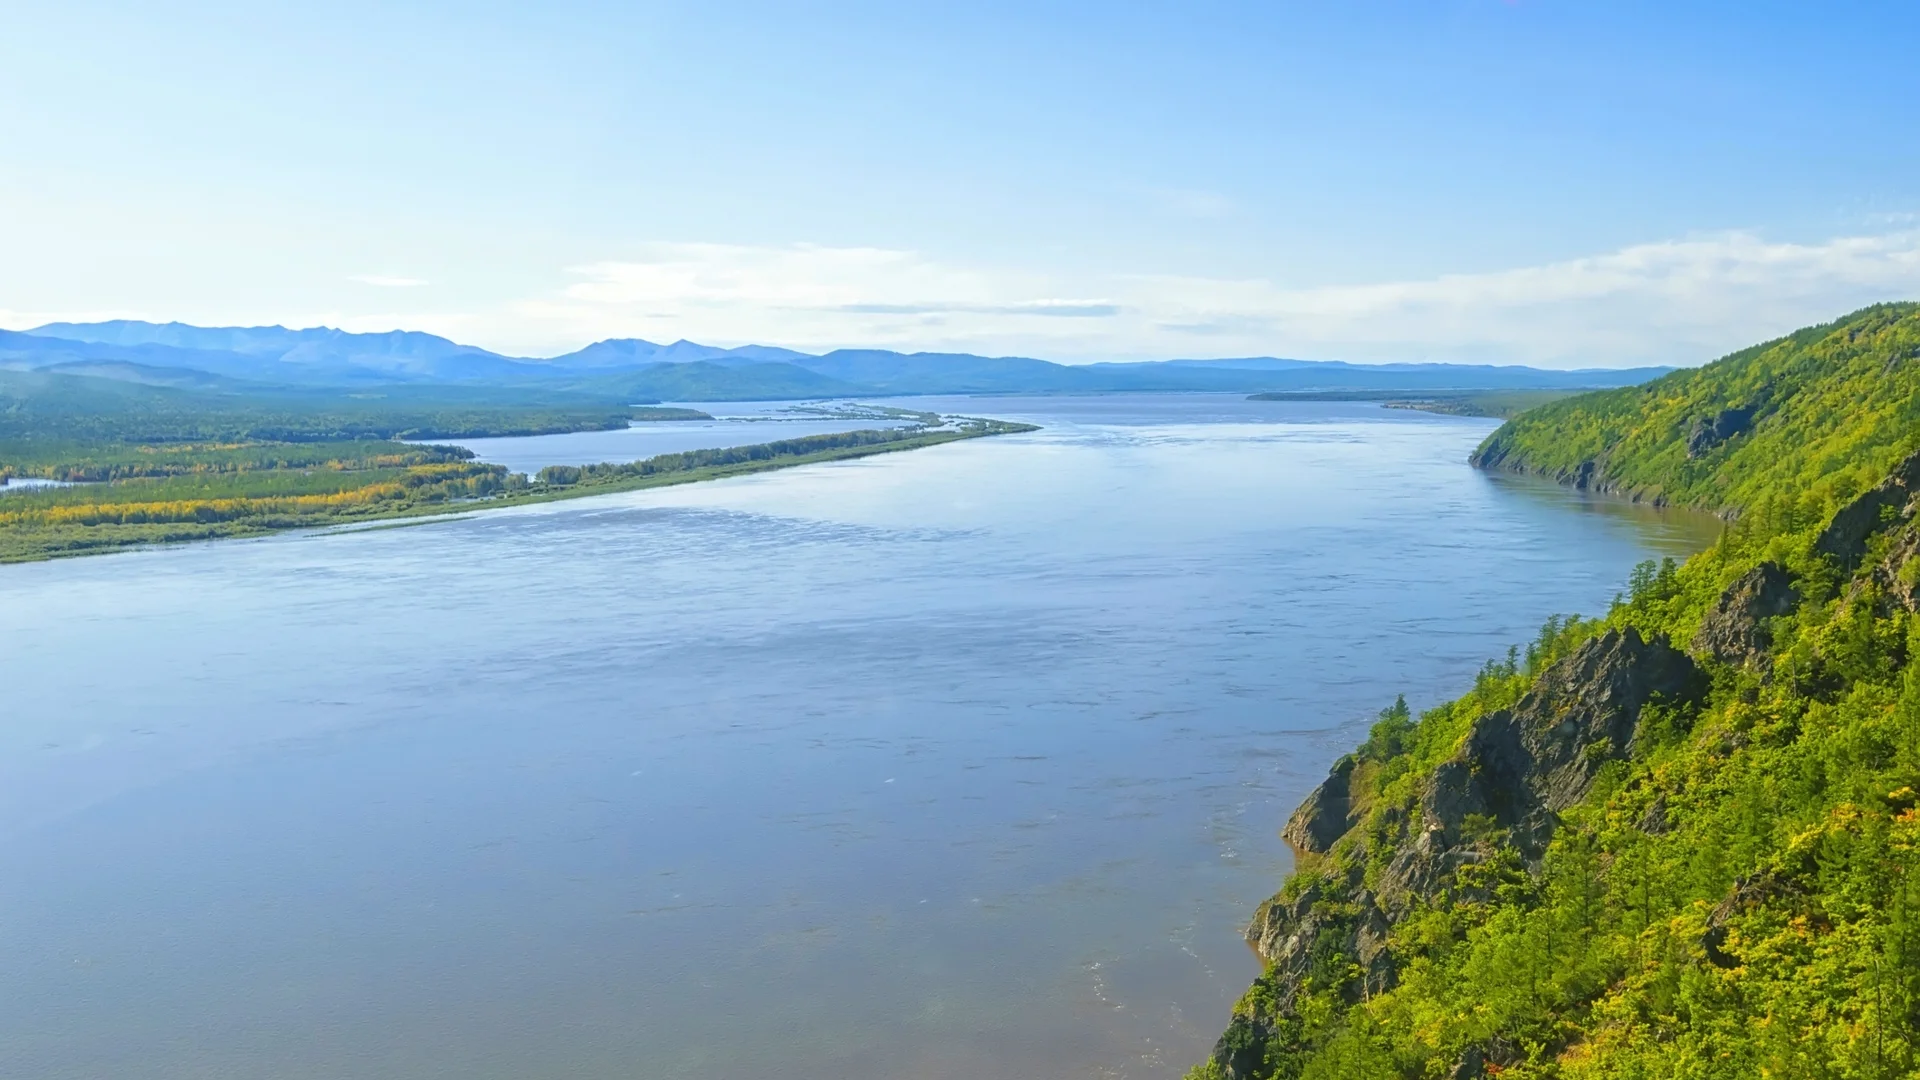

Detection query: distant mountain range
xmin=2 ymin=320 xmax=1674 ymax=402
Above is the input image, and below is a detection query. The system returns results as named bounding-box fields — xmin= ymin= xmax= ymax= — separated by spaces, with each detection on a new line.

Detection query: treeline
xmin=532 ymin=426 xmax=942 ymax=486
xmin=1 ymin=404 xmax=635 ymax=445
xmin=0 ymin=368 xmax=642 ymax=444
xmin=0 ymin=463 xmax=518 ymax=527
xmin=0 ymin=439 xmax=474 ymax=483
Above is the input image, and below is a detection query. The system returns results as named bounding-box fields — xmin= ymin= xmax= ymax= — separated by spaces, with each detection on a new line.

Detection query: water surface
xmin=0 ymin=478 xmax=76 ymax=493
xmin=434 ymin=400 xmax=912 ymax=477
xmin=0 ymin=395 xmax=1717 ymax=1079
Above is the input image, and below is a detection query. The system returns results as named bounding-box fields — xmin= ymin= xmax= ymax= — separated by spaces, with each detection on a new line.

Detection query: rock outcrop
xmin=1686 ymin=405 xmax=1756 ymax=459
xmin=1216 ymin=629 xmax=1706 ymax=1080
xmin=1876 ymin=525 xmax=1920 ymax=611
xmin=1691 ymin=562 xmax=1797 ymax=667
xmin=1814 ymin=451 xmax=1920 ymax=571
xmin=1280 ymin=756 xmax=1357 ymax=856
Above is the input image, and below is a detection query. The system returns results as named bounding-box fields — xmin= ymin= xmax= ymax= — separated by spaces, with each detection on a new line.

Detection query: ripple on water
xmin=0 ymin=394 xmax=1716 ymax=1080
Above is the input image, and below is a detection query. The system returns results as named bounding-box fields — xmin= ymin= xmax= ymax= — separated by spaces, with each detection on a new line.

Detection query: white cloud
xmin=349 ymin=274 xmax=429 ymax=288
xmin=8 ymin=233 xmax=1917 ymax=366
xmin=1129 ymin=231 xmax=1920 ymax=365
xmin=503 ymin=231 xmax=1920 ymax=366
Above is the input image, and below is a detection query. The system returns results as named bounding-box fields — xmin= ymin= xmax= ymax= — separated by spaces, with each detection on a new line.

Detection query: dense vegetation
xmin=1472 ymin=303 xmax=1920 ymax=513
xmin=1195 ymin=305 xmax=1920 ymax=1079
xmin=0 ymin=439 xmax=472 ymax=483
xmin=0 ymin=369 xmax=641 ymax=444
xmin=629 ymin=406 xmax=714 ymax=421
xmin=531 ymin=427 xmax=954 ymax=486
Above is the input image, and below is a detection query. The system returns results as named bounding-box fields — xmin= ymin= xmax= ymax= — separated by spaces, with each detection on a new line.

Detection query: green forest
xmin=1472 ymin=303 xmax=1920 ymax=512
xmin=1195 ymin=304 xmax=1920 ymax=1079
xmin=0 ymin=368 xmax=644 ymax=445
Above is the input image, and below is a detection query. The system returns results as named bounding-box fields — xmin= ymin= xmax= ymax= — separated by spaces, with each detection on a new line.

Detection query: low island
xmin=0 ymin=371 xmax=1033 ymax=563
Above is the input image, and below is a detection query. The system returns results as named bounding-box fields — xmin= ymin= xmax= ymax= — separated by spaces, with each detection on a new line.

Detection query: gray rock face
xmin=1639 ymin=795 xmax=1672 ymax=835
xmin=1876 ymin=526 xmax=1920 ymax=611
xmin=1686 ymin=406 xmax=1756 ymax=459
xmin=1691 ymin=562 xmax=1797 ymax=666
xmin=1815 ymin=451 xmax=1920 ymax=570
xmin=1224 ymin=630 xmax=1705 ymax=1078
xmin=1394 ymin=628 xmax=1705 ymax=873
xmin=1281 ymin=755 xmax=1356 ymax=855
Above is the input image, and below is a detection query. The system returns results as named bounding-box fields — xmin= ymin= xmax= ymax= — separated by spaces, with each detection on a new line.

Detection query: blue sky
xmin=3 ymin=1 xmax=1917 ymax=365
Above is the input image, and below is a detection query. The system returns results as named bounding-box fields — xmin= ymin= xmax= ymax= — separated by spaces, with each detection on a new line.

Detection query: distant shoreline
xmin=1248 ymin=387 xmax=1588 ymax=418
xmin=0 ymin=420 xmax=1034 ymax=565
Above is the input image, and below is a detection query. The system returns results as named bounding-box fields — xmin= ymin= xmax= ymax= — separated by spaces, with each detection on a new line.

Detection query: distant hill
xmin=790 ymin=350 xmax=1103 ymax=393
xmin=1133 ymin=358 xmax=1675 ymax=391
xmin=1472 ymin=301 xmax=1920 ymax=511
xmin=13 ymin=320 xmax=1674 ymax=401
xmin=569 ymin=361 xmax=864 ymax=401
xmin=544 ymin=338 xmax=813 ymax=369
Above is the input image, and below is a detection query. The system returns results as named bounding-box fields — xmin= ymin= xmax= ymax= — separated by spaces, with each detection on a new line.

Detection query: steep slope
xmin=1472 ymin=302 xmax=1920 ymax=514
xmin=1194 ymin=307 xmax=1920 ymax=1080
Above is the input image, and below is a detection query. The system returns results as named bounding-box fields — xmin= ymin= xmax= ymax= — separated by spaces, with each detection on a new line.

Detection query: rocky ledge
xmin=1209 ymin=628 xmax=1706 ymax=1079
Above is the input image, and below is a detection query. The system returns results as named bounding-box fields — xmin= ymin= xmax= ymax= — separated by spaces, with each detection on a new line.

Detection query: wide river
xmin=0 ymin=395 xmax=1717 ymax=1079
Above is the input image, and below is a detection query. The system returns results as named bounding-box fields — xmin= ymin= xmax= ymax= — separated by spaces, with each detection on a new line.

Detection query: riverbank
xmin=1191 ymin=305 xmax=1920 ymax=1080
xmin=0 ymin=419 xmax=1034 ymax=564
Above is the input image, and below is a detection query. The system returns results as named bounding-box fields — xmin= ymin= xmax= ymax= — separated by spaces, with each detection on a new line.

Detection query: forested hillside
xmin=1472 ymin=303 xmax=1920 ymax=514
xmin=1194 ymin=306 xmax=1920 ymax=1079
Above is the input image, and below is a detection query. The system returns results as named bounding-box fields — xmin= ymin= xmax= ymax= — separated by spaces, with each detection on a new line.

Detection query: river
xmin=429 ymin=400 xmax=915 ymax=478
xmin=0 ymin=394 xmax=1717 ymax=1079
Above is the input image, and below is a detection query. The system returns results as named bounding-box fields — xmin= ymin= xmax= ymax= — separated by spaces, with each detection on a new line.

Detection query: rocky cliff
xmin=1212 ymin=629 xmax=1706 ymax=1078
xmin=1191 ymin=349 xmax=1920 ymax=1079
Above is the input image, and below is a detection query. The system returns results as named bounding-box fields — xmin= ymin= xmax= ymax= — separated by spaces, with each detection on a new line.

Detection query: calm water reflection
xmin=0 ymin=395 xmax=1713 ymax=1079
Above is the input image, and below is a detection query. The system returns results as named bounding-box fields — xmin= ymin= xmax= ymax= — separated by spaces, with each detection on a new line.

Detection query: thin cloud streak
xmin=7 ymin=234 xmax=1916 ymax=366
xmin=507 ymin=232 xmax=1920 ymax=366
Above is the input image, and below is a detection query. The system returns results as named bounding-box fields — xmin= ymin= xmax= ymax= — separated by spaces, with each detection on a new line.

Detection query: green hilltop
xmin=1195 ymin=303 xmax=1920 ymax=1080
xmin=1472 ymin=302 xmax=1920 ymax=516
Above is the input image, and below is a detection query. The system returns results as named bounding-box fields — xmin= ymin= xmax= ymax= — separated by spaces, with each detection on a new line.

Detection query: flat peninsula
xmin=0 ymin=416 xmax=1034 ymax=563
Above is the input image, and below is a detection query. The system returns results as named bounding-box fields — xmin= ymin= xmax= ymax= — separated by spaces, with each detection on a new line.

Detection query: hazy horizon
xmin=14 ymin=316 xmax=1685 ymax=372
